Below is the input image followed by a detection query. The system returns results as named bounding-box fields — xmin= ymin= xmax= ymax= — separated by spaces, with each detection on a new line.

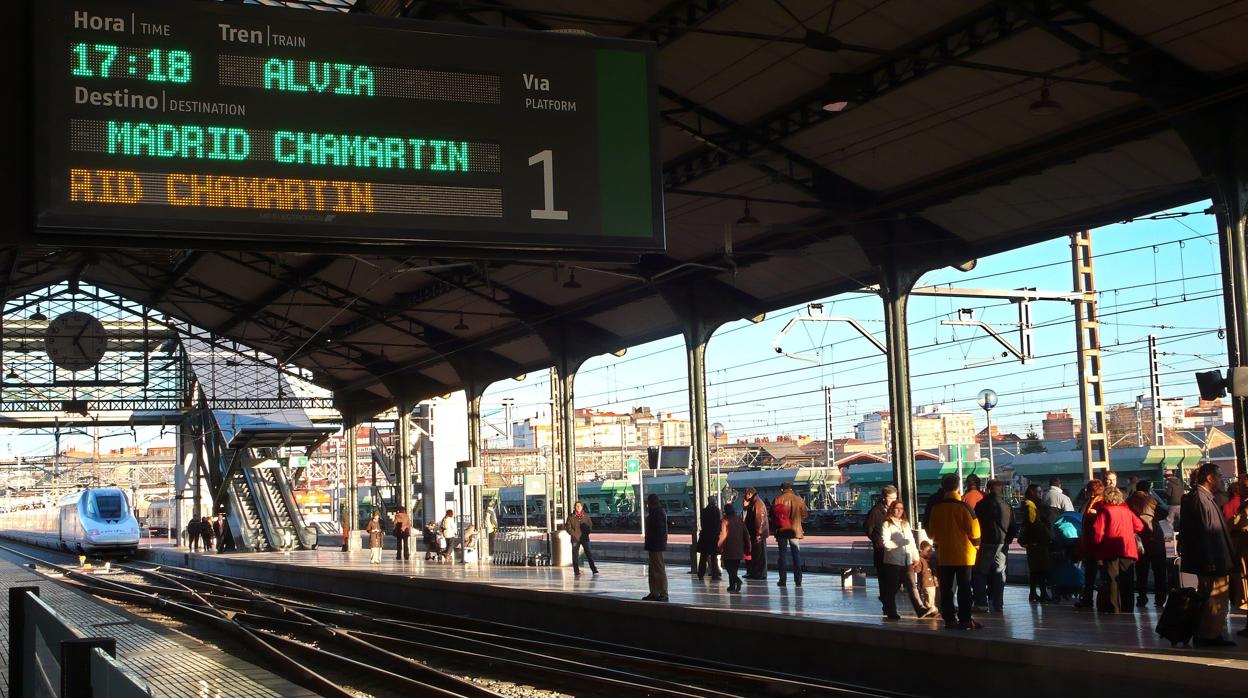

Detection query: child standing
xmin=916 ymin=540 xmax=939 ymax=614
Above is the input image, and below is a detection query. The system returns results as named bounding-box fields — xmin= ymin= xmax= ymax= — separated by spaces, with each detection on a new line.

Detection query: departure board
xmin=31 ymin=0 xmax=664 ymax=252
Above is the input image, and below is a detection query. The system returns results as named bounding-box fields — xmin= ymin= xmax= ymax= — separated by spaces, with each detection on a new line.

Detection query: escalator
xmin=224 ymin=460 xmax=269 ymax=552
xmin=212 ymin=427 xmax=335 ymax=552
xmin=253 ymin=463 xmax=318 ymax=550
xmin=184 ymin=336 xmax=334 ymax=553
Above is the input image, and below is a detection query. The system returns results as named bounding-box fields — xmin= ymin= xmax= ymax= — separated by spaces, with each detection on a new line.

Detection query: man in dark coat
xmin=186 ymin=517 xmax=201 ymax=552
xmin=213 ymin=514 xmax=225 ymax=552
xmin=1178 ymin=464 xmax=1238 ymax=649
xmin=973 ymin=481 xmax=1017 ymax=613
xmin=696 ymin=501 xmax=721 ymax=581
xmin=864 ymin=485 xmax=897 ymax=599
xmin=199 ymin=516 xmax=213 ymax=552
xmin=563 ymin=501 xmax=598 ymax=576
xmin=1179 ymin=462 xmax=1236 ymax=647
xmin=742 ymin=488 xmax=769 ymax=580
xmin=642 ymin=494 xmax=668 ymax=601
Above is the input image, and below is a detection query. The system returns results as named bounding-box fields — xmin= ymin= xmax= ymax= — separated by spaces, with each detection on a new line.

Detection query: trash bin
xmin=549 ymin=529 xmax=572 ymax=567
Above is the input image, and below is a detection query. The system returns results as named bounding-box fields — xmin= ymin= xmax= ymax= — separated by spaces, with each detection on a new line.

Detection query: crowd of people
xmin=340 ymin=503 xmax=493 ymax=564
xmin=176 ymin=464 xmax=1248 ymax=648
xmin=184 ymin=513 xmax=235 ymax=553
xmin=848 ymin=464 xmax=1248 ymax=645
xmin=639 ymin=481 xmax=811 ymax=602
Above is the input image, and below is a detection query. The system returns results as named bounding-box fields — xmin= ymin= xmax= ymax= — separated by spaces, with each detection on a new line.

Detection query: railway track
xmin=0 ymin=541 xmax=910 ymax=698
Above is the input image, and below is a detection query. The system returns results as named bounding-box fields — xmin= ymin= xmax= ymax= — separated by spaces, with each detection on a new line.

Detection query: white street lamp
xmin=976 ymin=389 xmax=998 ymax=481
xmin=711 ymin=423 xmax=725 ymax=508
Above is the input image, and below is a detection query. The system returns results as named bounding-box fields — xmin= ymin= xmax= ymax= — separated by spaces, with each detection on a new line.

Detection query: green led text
xmin=274 ymin=131 xmax=470 ymax=171
xmin=262 ymin=59 xmax=374 ymax=96
xmin=70 ymin=43 xmax=191 ymax=83
xmin=106 ymin=121 xmax=250 ymax=160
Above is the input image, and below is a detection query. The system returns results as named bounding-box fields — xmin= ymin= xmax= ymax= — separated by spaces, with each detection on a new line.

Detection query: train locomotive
xmin=0 ymin=487 xmax=141 ymax=557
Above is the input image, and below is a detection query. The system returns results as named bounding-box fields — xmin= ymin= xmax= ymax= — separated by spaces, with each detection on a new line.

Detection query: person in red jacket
xmin=1074 ymin=479 xmax=1105 ymax=609
xmin=1224 ymin=473 xmax=1248 ymax=521
xmin=1092 ymin=485 xmax=1144 ymax=613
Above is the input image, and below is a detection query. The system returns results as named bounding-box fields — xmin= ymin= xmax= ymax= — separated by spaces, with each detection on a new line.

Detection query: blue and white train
xmin=0 ymin=487 xmax=141 ymax=557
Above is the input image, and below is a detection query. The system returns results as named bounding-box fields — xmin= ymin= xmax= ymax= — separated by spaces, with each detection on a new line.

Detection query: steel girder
xmin=213 ymin=256 xmax=337 ymax=335
xmin=227 ymin=253 xmax=519 ymax=401
xmin=142 ymin=251 xmax=203 ymax=307
xmin=628 ymin=0 xmax=736 ymax=48
xmin=662 ymin=0 xmax=1041 ymax=192
xmin=95 ymin=251 xmax=372 ymax=383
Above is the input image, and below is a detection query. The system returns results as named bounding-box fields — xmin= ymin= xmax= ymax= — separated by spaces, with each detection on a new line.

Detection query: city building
xmin=854 ymin=406 xmax=978 ymax=451
xmin=1042 ymin=410 xmax=1079 ymax=440
xmin=911 ymin=404 xmax=978 ymax=450
xmin=1182 ymin=398 xmax=1234 ymax=429
xmin=854 ymin=411 xmax=891 ymax=449
xmin=510 ymin=407 xmax=691 ymax=451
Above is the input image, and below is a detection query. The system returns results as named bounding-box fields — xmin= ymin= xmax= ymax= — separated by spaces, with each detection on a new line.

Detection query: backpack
xmin=770 ymin=498 xmax=791 ymax=534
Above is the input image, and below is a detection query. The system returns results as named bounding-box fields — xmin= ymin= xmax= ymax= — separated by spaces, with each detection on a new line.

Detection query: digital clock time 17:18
xmin=70 ymin=43 xmax=191 ymax=83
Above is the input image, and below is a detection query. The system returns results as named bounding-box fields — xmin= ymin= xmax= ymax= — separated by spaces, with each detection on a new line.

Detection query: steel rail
xmin=0 ymin=543 xmax=395 ymax=698
xmin=133 ymin=564 xmax=705 ymax=697
xmin=141 ymin=561 xmax=905 ymax=697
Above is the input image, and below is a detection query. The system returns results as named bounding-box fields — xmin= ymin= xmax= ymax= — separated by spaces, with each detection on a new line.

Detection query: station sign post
xmin=30 ymin=0 xmax=663 ymax=253
xmin=522 ymin=473 xmax=545 ymax=565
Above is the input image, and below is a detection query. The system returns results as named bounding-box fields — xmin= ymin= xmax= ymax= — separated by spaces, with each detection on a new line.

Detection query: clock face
xmin=44 ymin=311 xmax=108 ymax=372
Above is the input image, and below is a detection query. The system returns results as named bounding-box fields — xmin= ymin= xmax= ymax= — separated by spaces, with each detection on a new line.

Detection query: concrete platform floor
xmin=0 ymin=550 xmax=317 ymax=697
xmin=168 ymin=546 xmax=1248 ymax=663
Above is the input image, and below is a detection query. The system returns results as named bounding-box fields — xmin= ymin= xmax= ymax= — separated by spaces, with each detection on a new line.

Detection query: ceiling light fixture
xmin=454 ymin=313 xmax=469 ymax=331
xmin=563 ymin=269 xmax=582 ymax=289
xmin=30 ymin=306 xmax=47 ymax=322
xmin=1028 ymin=82 xmax=1062 ymax=116
xmin=820 ymin=73 xmax=862 ymax=112
xmin=736 ymin=201 xmax=760 ymax=226
xmin=5 ymin=367 xmax=18 ymax=381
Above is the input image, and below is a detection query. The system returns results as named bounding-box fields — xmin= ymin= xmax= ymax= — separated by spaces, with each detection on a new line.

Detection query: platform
xmin=0 ymin=551 xmax=317 ymax=697
xmin=141 ymin=546 xmax=1248 ymax=697
xmin=320 ymin=531 xmax=1071 ymax=582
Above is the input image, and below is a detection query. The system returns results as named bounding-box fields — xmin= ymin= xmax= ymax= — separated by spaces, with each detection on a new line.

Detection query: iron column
xmin=684 ymin=319 xmax=713 ymax=573
xmin=345 ymin=422 xmax=361 ymax=552
xmin=880 ymin=263 xmax=922 ymax=524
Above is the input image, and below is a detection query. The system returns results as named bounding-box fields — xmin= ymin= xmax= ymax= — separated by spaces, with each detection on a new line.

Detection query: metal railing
xmin=8 ymin=586 xmax=153 ymax=697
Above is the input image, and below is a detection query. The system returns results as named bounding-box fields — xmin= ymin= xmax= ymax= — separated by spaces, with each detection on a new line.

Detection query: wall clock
xmin=45 ymin=311 xmax=108 ymax=372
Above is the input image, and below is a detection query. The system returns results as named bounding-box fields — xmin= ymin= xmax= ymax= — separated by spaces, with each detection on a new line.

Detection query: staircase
xmin=369 ymin=427 xmax=397 ymax=518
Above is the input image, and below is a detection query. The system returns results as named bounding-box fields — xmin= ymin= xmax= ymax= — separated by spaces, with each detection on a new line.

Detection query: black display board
xmin=32 ymin=0 xmax=664 ymax=252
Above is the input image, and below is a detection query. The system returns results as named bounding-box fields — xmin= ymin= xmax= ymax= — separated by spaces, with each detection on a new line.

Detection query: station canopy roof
xmin=8 ymin=0 xmax=1248 ymax=417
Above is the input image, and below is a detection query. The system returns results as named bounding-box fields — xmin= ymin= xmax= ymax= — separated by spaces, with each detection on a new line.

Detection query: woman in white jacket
xmin=879 ymin=500 xmax=938 ymax=619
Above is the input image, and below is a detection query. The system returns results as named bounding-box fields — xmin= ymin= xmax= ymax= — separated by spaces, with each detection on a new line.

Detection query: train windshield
xmin=94 ymin=494 xmax=124 ymax=519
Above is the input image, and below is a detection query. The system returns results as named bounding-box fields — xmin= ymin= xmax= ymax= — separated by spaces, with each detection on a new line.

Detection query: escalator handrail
xmin=370 ymin=427 xmax=397 ymax=484
xmin=242 ymin=464 xmax=285 ymax=550
xmin=271 ymin=465 xmax=318 ymax=549
xmin=224 ymin=472 xmax=263 ymax=551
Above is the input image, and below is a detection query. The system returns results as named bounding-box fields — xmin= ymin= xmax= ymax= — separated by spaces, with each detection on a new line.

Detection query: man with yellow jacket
xmin=927 ymin=473 xmax=982 ymax=630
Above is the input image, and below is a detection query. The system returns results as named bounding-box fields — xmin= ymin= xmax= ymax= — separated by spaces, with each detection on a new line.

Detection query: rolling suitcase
xmin=1155 ymin=556 xmax=1202 ymax=647
xmin=1156 ymin=587 xmax=1202 ymax=647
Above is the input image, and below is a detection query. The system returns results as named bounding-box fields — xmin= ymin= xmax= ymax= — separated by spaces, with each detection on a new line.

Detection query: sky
xmin=481 ymin=200 xmax=1228 ymax=446
xmin=3 ymin=200 xmax=1228 ymax=457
